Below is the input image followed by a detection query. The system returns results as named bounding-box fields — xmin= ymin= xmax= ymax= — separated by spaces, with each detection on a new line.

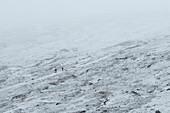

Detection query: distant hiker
xmin=155 ymin=110 xmax=161 ymax=113
xmin=62 ymin=67 xmax=64 ymax=71
xmin=54 ymin=69 xmax=57 ymax=73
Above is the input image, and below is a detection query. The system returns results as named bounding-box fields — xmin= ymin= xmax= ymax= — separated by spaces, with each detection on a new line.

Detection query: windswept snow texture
xmin=1 ymin=9 xmax=170 ymax=113
xmin=1 ymin=35 xmax=170 ymax=113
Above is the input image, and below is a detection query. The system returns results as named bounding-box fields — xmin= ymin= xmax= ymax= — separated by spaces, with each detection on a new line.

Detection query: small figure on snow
xmin=155 ymin=110 xmax=161 ymax=113
xmin=54 ymin=69 xmax=57 ymax=73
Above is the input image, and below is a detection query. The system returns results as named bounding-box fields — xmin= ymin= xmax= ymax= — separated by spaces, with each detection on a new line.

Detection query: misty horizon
xmin=0 ymin=0 xmax=170 ymax=30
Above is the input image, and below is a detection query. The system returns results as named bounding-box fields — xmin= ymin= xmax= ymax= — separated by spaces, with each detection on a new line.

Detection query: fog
xmin=0 ymin=0 xmax=170 ymax=30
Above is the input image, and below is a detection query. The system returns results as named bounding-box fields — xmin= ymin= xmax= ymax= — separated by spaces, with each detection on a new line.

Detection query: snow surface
xmin=1 ymin=13 xmax=170 ymax=113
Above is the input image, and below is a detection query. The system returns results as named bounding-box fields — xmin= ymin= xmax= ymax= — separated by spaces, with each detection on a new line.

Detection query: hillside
xmin=1 ymin=36 xmax=170 ymax=113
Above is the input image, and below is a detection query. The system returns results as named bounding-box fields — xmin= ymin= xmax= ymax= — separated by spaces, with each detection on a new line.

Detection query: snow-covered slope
xmin=1 ymin=13 xmax=170 ymax=113
xmin=1 ymin=36 xmax=170 ymax=113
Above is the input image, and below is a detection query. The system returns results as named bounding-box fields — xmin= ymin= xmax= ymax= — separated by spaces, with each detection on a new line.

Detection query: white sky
xmin=0 ymin=0 xmax=170 ymax=29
